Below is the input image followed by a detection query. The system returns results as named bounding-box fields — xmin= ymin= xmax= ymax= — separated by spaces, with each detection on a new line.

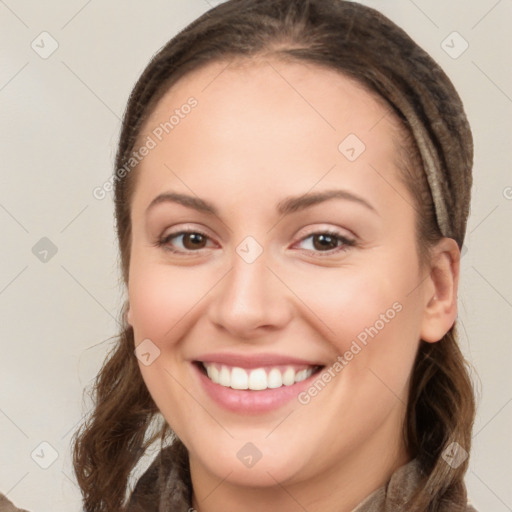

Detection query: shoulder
xmin=0 ymin=494 xmax=29 ymax=512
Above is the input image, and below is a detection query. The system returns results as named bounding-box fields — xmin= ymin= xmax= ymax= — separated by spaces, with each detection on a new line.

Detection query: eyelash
xmin=155 ymin=229 xmax=356 ymax=257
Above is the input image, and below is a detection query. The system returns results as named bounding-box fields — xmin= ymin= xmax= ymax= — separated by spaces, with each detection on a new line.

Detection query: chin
xmin=189 ymin=439 xmax=312 ymax=488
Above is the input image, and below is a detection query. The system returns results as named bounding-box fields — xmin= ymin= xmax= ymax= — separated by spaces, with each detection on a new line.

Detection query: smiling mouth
xmin=195 ymin=361 xmax=324 ymax=391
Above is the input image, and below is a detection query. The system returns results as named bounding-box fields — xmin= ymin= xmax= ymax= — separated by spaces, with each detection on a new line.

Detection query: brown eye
xmin=295 ymin=231 xmax=356 ymax=256
xmin=312 ymin=233 xmax=339 ymax=251
xmin=181 ymin=232 xmax=208 ymax=250
xmin=158 ymin=230 xmax=214 ymax=253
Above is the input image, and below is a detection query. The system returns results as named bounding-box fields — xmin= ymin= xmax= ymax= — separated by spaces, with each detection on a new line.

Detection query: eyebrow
xmin=145 ymin=189 xmax=378 ymax=216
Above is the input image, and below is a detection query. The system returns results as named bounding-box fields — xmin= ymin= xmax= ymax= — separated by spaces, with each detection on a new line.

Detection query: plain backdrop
xmin=0 ymin=0 xmax=511 ymax=510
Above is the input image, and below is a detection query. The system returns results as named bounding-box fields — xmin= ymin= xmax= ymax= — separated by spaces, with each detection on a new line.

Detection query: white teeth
xmin=248 ymin=368 xmax=267 ymax=390
xmin=206 ymin=364 xmax=219 ymax=383
xmin=219 ymin=366 xmax=230 ymax=387
xmin=267 ymin=368 xmax=283 ymax=388
xmin=231 ymin=367 xmax=249 ymax=390
xmin=294 ymin=369 xmax=309 ymax=382
xmin=282 ymin=367 xmax=295 ymax=386
xmin=202 ymin=363 xmax=316 ymax=390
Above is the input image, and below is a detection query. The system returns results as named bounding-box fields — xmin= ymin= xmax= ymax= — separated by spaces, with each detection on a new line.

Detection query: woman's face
xmin=127 ymin=59 xmax=438 ymax=491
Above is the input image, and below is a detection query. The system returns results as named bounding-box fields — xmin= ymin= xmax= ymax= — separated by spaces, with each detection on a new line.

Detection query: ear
xmin=420 ymin=237 xmax=460 ymax=343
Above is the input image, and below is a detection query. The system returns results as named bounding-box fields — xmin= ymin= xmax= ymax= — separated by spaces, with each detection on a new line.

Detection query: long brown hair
xmin=73 ymin=1 xmax=476 ymax=510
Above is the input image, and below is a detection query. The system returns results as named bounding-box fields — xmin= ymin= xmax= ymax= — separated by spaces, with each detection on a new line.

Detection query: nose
xmin=207 ymin=249 xmax=293 ymax=340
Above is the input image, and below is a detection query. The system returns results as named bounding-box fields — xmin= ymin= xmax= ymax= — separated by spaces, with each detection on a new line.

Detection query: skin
xmin=126 ymin=58 xmax=460 ymax=512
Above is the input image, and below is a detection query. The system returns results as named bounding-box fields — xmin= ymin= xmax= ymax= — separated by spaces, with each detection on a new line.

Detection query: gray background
xmin=1 ymin=0 xmax=511 ymax=510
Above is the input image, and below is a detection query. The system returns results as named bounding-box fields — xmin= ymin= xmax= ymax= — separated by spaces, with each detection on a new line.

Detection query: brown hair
xmin=73 ymin=1 xmax=476 ymax=510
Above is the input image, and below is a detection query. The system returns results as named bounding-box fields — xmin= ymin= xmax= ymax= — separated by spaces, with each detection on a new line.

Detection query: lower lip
xmin=193 ymin=363 xmax=322 ymax=414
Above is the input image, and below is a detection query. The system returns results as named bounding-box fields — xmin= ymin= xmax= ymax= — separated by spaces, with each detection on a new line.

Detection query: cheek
xmin=285 ymin=256 xmax=422 ymax=383
xmin=127 ymin=260 xmax=207 ymax=428
xmin=128 ymin=261 xmax=207 ymax=343
xmin=285 ymin=265 xmax=399 ymax=349
xmin=296 ymin=272 xmax=420 ymax=420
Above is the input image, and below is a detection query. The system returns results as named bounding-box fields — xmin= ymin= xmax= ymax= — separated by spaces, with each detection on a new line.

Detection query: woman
xmin=0 ymin=0 xmax=478 ymax=511
xmin=76 ymin=0 xmax=479 ymax=511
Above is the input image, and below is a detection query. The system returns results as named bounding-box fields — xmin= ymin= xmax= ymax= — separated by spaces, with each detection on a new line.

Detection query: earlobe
xmin=420 ymin=238 xmax=460 ymax=343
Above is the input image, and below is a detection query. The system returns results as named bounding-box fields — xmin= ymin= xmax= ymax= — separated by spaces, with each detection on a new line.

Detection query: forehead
xmin=143 ymin=56 xmax=398 ymax=138
xmin=132 ymin=57 xmax=410 ymax=221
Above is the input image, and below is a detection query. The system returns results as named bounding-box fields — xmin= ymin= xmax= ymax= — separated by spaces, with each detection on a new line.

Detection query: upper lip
xmin=194 ymin=352 xmax=325 ymax=369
